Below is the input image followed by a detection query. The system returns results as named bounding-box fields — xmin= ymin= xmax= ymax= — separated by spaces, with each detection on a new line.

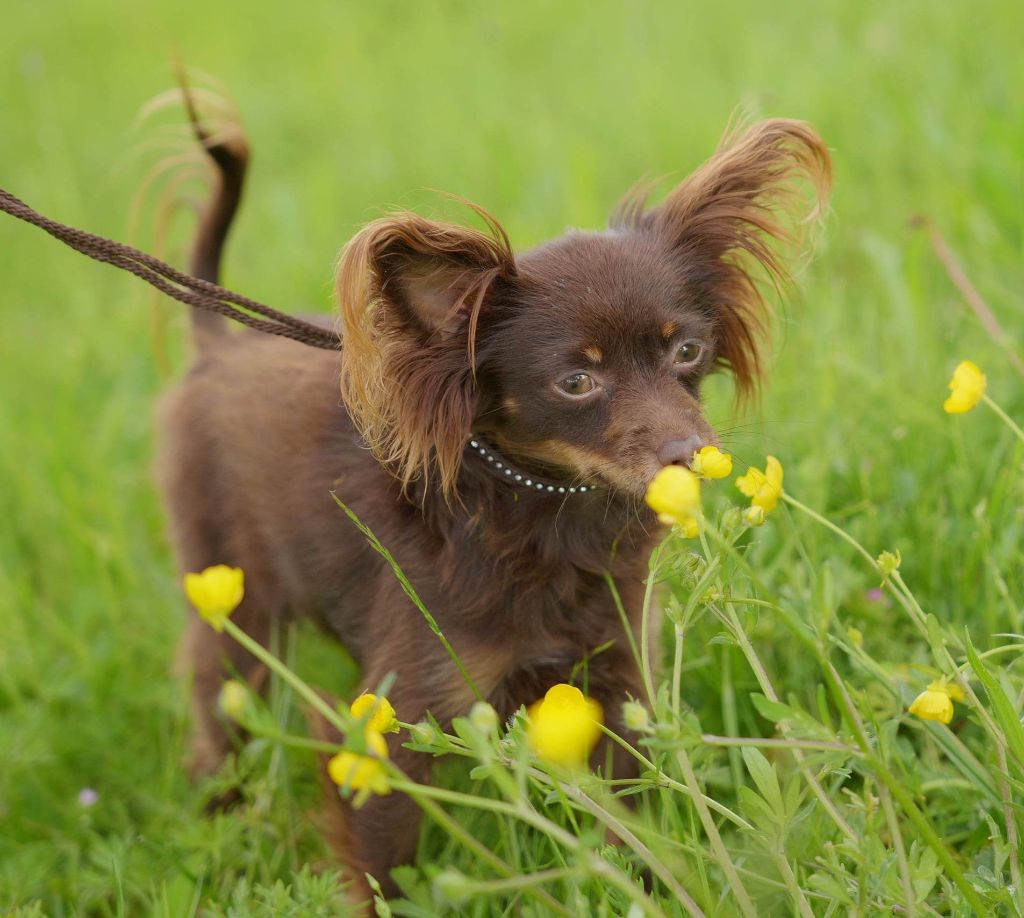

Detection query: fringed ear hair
xmin=614 ymin=119 xmax=831 ymax=399
xmin=336 ymin=206 xmax=516 ymax=498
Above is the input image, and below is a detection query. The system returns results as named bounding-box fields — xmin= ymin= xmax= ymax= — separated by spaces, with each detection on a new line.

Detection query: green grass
xmin=2 ymin=0 xmax=1024 ymax=913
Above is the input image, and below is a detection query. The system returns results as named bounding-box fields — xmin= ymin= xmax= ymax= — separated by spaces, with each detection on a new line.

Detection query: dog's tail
xmin=180 ymin=74 xmax=249 ymax=350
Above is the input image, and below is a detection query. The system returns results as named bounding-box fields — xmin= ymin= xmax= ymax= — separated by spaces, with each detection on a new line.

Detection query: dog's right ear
xmin=336 ymin=210 xmax=516 ymax=497
xmin=614 ymin=119 xmax=830 ymax=401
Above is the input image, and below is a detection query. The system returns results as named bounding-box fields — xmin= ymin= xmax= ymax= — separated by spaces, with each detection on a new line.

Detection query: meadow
xmin=2 ymin=1 xmax=1023 ymax=914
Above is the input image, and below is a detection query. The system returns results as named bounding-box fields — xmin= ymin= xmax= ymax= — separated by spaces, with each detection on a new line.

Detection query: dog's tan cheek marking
xmin=543 ymin=439 xmax=644 ymax=493
xmin=583 ymin=346 xmax=603 ymax=364
xmin=661 ymin=320 xmax=680 ymax=339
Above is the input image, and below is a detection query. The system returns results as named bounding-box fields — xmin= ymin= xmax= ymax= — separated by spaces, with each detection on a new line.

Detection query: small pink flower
xmin=865 ymin=588 xmax=886 ymax=603
xmin=78 ymin=788 xmax=99 ymax=807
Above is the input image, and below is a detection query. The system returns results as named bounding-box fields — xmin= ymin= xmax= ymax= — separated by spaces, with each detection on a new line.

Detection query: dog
xmin=157 ymin=109 xmax=830 ymax=900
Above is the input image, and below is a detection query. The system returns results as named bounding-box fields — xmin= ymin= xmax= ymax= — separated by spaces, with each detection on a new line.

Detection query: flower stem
xmin=815 ymin=652 xmax=987 ymax=913
xmin=983 ymin=394 xmax=1024 ymax=446
xmin=223 ymin=619 xmax=348 ymax=735
xmin=781 ymin=493 xmax=930 ymax=637
xmin=388 ymin=778 xmax=666 ymax=918
xmin=780 ymin=493 xmax=874 ymax=566
xmin=674 ymin=744 xmax=757 ymax=918
xmin=711 ymin=601 xmax=859 ymax=844
xmin=639 ymin=543 xmax=663 ymax=708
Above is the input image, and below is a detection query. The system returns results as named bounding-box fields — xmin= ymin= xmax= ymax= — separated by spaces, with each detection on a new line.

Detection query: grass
xmin=2 ymin=0 xmax=1023 ymax=913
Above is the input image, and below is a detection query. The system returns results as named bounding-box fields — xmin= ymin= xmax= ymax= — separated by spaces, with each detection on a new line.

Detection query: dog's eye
xmin=557 ymin=373 xmax=597 ymax=397
xmin=673 ymin=340 xmax=704 ymax=367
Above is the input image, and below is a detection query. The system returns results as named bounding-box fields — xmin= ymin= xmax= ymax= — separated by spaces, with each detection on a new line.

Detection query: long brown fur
xmin=336 ymin=209 xmax=517 ymax=497
xmin=160 ymin=111 xmax=830 ymax=901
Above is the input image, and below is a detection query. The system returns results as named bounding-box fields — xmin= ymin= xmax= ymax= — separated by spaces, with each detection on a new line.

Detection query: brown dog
xmin=158 ymin=112 xmax=829 ymax=898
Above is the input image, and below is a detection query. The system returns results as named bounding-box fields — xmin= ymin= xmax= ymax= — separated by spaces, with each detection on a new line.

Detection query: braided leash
xmin=0 ymin=187 xmax=341 ymax=351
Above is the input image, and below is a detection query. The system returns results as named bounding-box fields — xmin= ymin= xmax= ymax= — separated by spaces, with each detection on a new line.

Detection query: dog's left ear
xmin=617 ymin=119 xmax=831 ymax=398
xmin=336 ymin=208 xmax=516 ymax=498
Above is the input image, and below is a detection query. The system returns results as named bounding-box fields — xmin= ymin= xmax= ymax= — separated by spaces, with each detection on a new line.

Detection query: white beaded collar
xmin=466 ymin=434 xmax=596 ymax=495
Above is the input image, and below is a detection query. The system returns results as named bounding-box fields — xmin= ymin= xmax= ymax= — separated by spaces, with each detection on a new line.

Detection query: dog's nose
xmin=656 ymin=435 xmax=706 ymax=468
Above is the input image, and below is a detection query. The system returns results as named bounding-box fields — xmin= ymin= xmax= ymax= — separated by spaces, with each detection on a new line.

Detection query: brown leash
xmin=0 ymin=187 xmax=341 ymax=351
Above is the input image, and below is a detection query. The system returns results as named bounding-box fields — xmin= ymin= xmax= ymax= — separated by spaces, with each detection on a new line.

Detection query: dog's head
xmin=337 ymin=120 xmax=830 ymax=500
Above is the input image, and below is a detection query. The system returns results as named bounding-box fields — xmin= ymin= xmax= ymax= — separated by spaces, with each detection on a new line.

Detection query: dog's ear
xmin=336 ymin=208 xmax=516 ymax=498
xmin=615 ymin=119 xmax=831 ymax=399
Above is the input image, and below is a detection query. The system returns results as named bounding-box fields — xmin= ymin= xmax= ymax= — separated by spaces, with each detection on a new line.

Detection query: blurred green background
xmin=1 ymin=0 xmax=1021 ymax=912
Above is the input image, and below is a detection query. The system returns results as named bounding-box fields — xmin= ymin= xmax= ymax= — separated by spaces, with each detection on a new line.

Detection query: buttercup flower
xmin=691 ymin=445 xmax=733 ymax=480
xmin=527 ymin=683 xmax=604 ymax=766
xmin=943 ymin=360 xmax=986 ymax=414
xmin=218 ymin=679 xmax=250 ymax=721
xmin=328 ymin=728 xmax=391 ymax=795
xmin=908 ymin=681 xmax=956 ymax=724
xmin=183 ymin=565 xmax=244 ymax=631
xmin=944 ymin=680 xmax=966 ymax=702
xmin=350 ymin=693 xmax=399 ymax=734
xmin=677 ymin=516 xmax=700 ymax=538
xmin=646 ymin=465 xmax=702 ymax=534
xmin=736 ymin=456 xmax=784 ymax=513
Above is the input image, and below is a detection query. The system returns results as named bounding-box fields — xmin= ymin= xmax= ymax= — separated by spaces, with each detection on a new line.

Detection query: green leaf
xmin=964 ymin=631 xmax=1024 ymax=775
xmin=741 ymin=746 xmax=784 ymax=818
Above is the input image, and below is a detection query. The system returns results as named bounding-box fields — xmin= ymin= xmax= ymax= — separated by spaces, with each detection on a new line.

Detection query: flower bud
xmin=876 ymin=549 xmax=901 ymax=583
xmin=469 ymin=701 xmax=499 ymax=734
xmin=720 ymin=506 xmax=743 ymax=533
xmin=218 ymin=679 xmax=249 ymax=721
xmin=622 ymin=701 xmax=651 ymax=732
xmin=743 ymin=505 xmax=766 ymax=527
xmin=410 ymin=721 xmax=438 ymax=745
xmin=434 ymin=868 xmax=472 ymax=904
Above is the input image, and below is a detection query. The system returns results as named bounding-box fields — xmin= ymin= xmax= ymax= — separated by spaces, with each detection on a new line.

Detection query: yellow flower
xmin=908 ymin=685 xmax=954 ymax=724
xmin=527 ymin=683 xmax=603 ymax=766
xmin=328 ymin=728 xmax=391 ymax=795
xmin=218 ymin=679 xmax=249 ymax=721
xmin=691 ymin=445 xmax=733 ymax=480
xmin=646 ymin=465 xmax=702 ymax=531
xmin=183 ymin=565 xmax=244 ymax=632
xmin=677 ymin=515 xmax=700 ymax=538
xmin=943 ymin=360 xmax=986 ymax=414
xmin=350 ymin=693 xmax=399 ymax=734
xmin=942 ymin=680 xmax=966 ymax=702
xmin=926 ymin=678 xmax=966 ymax=702
xmin=736 ymin=456 xmax=784 ymax=513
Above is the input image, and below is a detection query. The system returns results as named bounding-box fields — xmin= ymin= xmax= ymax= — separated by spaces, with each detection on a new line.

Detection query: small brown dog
xmin=158 ymin=112 xmax=829 ymax=898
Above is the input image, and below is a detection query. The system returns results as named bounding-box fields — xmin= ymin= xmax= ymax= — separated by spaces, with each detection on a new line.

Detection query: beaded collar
xmin=466 ymin=434 xmax=596 ymax=495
